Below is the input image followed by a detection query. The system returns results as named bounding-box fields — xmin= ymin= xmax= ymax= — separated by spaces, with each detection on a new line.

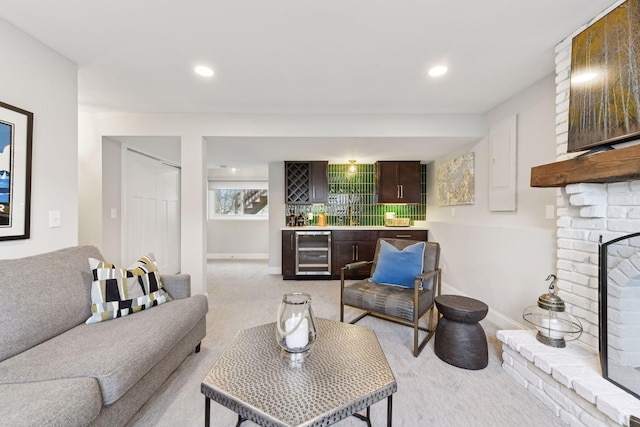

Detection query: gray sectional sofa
xmin=0 ymin=245 xmax=209 ymax=426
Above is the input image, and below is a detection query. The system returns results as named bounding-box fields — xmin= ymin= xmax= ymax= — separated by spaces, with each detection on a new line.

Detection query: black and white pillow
xmin=86 ymin=254 xmax=172 ymax=324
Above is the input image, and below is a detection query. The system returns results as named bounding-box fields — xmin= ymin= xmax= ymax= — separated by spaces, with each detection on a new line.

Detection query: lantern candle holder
xmin=522 ymin=274 xmax=583 ymax=348
xmin=276 ymin=292 xmax=317 ymax=355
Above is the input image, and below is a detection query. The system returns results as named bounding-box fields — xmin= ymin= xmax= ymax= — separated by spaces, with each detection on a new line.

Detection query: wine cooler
xmin=295 ymin=231 xmax=331 ymax=276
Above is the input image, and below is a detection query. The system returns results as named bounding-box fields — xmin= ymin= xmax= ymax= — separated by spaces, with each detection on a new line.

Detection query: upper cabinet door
xmin=285 ymin=161 xmax=328 ymax=204
xmin=376 ymin=161 xmax=421 ymax=203
xmin=309 ymin=161 xmax=328 ymax=203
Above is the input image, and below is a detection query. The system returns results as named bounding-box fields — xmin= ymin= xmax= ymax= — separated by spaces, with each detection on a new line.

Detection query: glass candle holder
xmin=276 ymin=292 xmax=317 ymax=353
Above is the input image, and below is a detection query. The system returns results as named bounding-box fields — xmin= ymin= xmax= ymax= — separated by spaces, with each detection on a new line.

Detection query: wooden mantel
xmin=530 ymin=144 xmax=640 ymax=187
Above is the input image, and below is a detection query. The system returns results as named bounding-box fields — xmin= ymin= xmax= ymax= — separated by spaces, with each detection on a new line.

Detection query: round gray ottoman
xmin=434 ymin=295 xmax=489 ymax=370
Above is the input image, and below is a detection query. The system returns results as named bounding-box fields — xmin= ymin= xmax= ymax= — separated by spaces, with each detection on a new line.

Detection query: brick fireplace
xmin=497 ymin=1 xmax=640 ymax=425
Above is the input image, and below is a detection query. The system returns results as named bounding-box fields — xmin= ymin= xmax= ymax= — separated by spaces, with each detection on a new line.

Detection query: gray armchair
xmin=340 ymin=238 xmax=441 ymax=357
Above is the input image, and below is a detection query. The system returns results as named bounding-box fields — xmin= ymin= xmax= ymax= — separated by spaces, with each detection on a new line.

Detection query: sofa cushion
xmin=86 ymin=254 xmax=172 ymax=324
xmin=0 ymin=245 xmax=103 ymax=362
xmin=0 ymin=294 xmax=208 ymax=405
xmin=0 ymin=377 xmax=102 ymax=427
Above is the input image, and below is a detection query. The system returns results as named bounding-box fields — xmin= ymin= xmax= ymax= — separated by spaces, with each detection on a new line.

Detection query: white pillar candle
xmin=539 ymin=317 xmax=564 ymax=339
xmin=285 ymin=314 xmax=309 ymax=349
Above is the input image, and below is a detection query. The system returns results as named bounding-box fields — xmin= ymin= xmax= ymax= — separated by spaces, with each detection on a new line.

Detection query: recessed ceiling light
xmin=195 ymin=66 xmax=214 ymax=77
xmin=428 ymin=65 xmax=448 ymax=77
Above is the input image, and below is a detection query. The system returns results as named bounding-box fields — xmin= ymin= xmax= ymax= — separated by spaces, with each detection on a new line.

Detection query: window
xmin=208 ymin=181 xmax=268 ymax=219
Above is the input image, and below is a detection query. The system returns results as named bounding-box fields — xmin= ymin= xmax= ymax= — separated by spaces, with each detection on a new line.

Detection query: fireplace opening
xmin=599 ymin=231 xmax=640 ymax=399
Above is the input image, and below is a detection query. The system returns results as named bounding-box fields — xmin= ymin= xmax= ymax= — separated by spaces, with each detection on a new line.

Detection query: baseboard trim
xmin=267 ymin=266 xmax=282 ymax=275
xmin=207 ymin=253 xmax=268 ymax=260
xmin=440 ymin=283 xmax=526 ymax=331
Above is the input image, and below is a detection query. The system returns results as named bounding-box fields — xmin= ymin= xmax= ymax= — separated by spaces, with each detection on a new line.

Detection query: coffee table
xmin=201 ymin=318 xmax=397 ymax=427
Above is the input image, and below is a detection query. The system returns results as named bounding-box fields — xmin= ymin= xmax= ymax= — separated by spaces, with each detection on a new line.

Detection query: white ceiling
xmin=0 ymin=0 xmax=615 ymax=172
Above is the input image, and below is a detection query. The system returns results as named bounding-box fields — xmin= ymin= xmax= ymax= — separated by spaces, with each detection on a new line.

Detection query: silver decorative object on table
xmin=276 ymin=292 xmax=317 ymax=354
xmin=523 ymin=274 xmax=583 ymax=348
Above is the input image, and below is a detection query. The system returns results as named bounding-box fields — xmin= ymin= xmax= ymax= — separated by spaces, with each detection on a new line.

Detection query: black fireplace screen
xmin=599 ymin=232 xmax=640 ymax=399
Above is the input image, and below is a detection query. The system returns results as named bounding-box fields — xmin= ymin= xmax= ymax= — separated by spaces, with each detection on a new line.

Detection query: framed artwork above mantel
xmin=568 ymin=0 xmax=640 ymax=154
xmin=0 ymin=101 xmax=33 ymax=241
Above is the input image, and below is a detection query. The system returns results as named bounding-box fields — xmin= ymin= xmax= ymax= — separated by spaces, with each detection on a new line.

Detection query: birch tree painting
xmin=569 ymin=0 xmax=640 ymax=152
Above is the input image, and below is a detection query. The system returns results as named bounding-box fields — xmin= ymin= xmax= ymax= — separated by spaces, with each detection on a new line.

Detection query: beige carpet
xmin=127 ymin=259 xmax=565 ymax=427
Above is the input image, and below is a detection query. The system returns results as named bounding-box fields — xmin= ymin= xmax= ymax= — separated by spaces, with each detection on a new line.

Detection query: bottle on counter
xmin=296 ymin=213 xmax=305 ymax=226
xmin=317 ymin=212 xmax=326 ymax=227
xmin=288 ymin=207 xmax=297 ymax=227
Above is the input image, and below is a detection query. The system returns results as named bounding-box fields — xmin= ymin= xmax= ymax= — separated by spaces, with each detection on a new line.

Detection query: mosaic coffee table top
xmin=201 ymin=317 xmax=397 ymax=427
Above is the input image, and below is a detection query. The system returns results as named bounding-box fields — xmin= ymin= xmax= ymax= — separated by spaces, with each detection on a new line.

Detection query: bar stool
xmin=434 ymin=295 xmax=489 ymax=370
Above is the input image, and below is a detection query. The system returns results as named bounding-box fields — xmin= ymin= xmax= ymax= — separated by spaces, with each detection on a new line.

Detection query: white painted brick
xmin=574 ymin=377 xmax=621 ymax=404
xmin=581 ymin=206 xmax=608 ymax=218
xmin=569 ymin=284 xmax=598 ymax=300
xmin=572 ymin=218 xmax=608 ymax=230
xmin=571 ymin=193 xmax=608 ymax=207
xmin=628 ymin=207 xmax=640 ymax=219
xmin=617 ymin=259 xmax=640 ymax=280
xmin=559 ymin=238 xmax=574 ymax=249
xmin=557 ymin=56 xmax=572 ymax=74
xmin=608 ymin=182 xmax=631 ymax=194
xmin=529 ymin=383 xmax=563 ymax=417
xmin=610 ymin=269 xmax=630 ymax=287
xmin=560 ymin=409 xmax=585 ymax=427
xmin=552 ymin=364 xmax=601 ymax=389
xmin=557 ymin=91 xmax=570 ymax=106
xmin=513 ymin=355 xmax=545 ymax=389
xmin=629 ymin=180 xmax=640 ymax=191
xmin=609 ymin=194 xmax=640 ymax=206
xmin=502 ymin=362 xmax=529 ymax=389
xmin=557 ymin=207 xmax=572 ymax=217
xmin=559 ymin=98 xmax=570 ymax=114
xmin=608 ymin=206 xmax=629 ymax=218
xmin=558 ymin=141 xmax=569 ymax=155
xmin=502 ymin=346 xmax=526 ymax=368
xmin=558 ymin=216 xmax=573 ymax=228
xmin=558 ymin=229 xmax=591 ymax=240
xmin=574 ymin=240 xmax=599 ymax=253
xmin=558 ymin=249 xmax=592 ymax=263
xmin=557 ymin=80 xmax=571 ymax=97
xmin=580 ymin=410 xmax=610 ymax=427
xmin=558 ymin=259 xmax=576 ymax=272
xmin=576 ymin=263 xmax=599 ymax=277
xmin=563 ymin=293 xmax=594 ymax=311
xmin=566 ymin=183 xmax=608 ymax=195
xmin=558 ymin=270 xmax=591 ymax=286
xmin=597 ymin=392 xmax=640 ymax=425
xmin=609 ymin=219 xmax=640 ymax=233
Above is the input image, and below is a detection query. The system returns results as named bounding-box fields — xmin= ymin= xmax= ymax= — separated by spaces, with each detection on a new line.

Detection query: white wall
xmin=207 ymin=220 xmax=269 ymax=258
xmin=101 ymin=137 xmax=122 ymax=263
xmin=427 ymin=74 xmax=559 ymax=329
xmin=0 ymin=18 xmax=78 ymax=258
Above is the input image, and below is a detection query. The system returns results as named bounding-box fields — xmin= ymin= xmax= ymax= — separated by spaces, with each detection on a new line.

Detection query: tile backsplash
xmin=286 ymin=163 xmax=426 ymax=226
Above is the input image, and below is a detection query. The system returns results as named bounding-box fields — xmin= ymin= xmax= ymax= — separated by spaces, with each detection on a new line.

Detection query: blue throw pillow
xmin=370 ymin=240 xmax=425 ymax=288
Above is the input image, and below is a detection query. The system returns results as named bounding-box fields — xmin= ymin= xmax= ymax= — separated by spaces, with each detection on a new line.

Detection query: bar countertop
xmin=280 ymin=225 xmax=428 ymax=231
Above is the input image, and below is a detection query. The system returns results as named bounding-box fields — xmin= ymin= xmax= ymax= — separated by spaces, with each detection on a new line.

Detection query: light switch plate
xmin=545 ymin=205 xmax=555 ymax=220
xmin=49 ymin=210 xmax=61 ymax=228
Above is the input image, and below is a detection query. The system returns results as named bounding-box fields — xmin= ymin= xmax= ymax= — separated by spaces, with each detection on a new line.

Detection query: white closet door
xmin=124 ymin=150 xmax=181 ymax=273
xmin=159 ymin=163 xmax=181 ymax=274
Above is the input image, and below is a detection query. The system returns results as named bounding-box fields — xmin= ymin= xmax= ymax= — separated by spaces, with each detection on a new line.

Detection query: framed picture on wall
xmin=0 ymin=101 xmax=33 ymax=240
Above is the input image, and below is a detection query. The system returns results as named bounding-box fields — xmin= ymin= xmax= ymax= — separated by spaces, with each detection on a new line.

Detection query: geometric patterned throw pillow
xmin=86 ymin=254 xmax=173 ymax=324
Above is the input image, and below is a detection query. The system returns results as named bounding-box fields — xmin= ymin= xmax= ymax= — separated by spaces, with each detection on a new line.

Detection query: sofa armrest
xmin=161 ymin=274 xmax=191 ymax=299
